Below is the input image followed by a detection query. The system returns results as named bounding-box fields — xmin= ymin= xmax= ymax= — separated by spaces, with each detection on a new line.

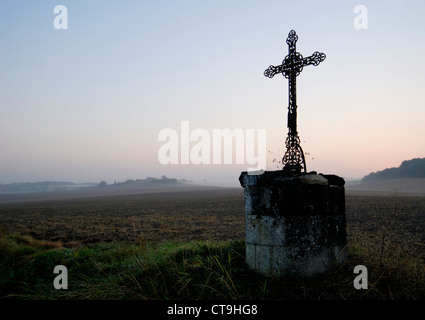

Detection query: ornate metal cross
xmin=264 ymin=30 xmax=325 ymax=173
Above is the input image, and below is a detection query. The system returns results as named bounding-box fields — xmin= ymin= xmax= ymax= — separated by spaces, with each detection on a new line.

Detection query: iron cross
xmin=264 ymin=30 xmax=325 ymax=173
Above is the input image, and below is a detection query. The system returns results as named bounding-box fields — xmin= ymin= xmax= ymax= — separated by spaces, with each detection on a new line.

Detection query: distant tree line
xmin=151 ymin=176 xmax=178 ymax=184
xmin=104 ymin=176 xmax=179 ymax=187
xmin=362 ymin=158 xmax=425 ymax=182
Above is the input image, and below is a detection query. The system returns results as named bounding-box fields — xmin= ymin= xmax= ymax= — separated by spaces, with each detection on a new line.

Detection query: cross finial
xmin=286 ymin=30 xmax=298 ymax=46
xmin=264 ymin=30 xmax=325 ymax=173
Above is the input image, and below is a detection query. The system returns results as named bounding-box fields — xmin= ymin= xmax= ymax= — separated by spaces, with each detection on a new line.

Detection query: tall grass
xmin=1 ymin=232 xmax=424 ymax=300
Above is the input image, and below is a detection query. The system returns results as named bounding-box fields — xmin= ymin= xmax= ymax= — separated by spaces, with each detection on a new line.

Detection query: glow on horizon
xmin=1 ymin=1 xmax=425 ymax=185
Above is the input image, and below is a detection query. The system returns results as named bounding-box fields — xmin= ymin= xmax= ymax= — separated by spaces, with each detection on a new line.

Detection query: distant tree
xmin=361 ymin=158 xmax=425 ymax=182
xmin=98 ymin=181 xmax=107 ymax=187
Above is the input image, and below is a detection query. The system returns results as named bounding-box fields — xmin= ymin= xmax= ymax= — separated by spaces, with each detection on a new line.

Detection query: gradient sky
xmin=1 ymin=0 xmax=425 ymax=186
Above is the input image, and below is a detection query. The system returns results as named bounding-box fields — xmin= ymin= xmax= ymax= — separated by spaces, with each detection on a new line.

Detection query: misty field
xmin=0 ymin=189 xmax=424 ymax=299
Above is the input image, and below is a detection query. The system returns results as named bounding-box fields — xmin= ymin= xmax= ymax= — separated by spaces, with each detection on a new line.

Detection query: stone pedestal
xmin=239 ymin=170 xmax=347 ymax=277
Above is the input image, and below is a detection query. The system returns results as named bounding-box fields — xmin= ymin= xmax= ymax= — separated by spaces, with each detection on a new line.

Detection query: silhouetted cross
xmin=264 ymin=30 xmax=325 ymax=172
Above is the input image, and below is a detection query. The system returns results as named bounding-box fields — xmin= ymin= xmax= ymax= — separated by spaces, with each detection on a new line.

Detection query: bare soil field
xmin=0 ymin=187 xmax=424 ymax=255
xmin=346 ymin=178 xmax=425 ymax=196
xmin=0 ymin=188 xmax=245 ymax=244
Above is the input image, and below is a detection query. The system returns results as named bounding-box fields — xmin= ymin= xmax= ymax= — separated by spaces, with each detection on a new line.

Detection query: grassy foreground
xmin=1 ymin=233 xmax=424 ymax=300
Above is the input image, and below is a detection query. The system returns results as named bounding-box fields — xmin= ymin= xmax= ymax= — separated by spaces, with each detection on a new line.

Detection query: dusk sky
xmin=1 ymin=1 xmax=425 ymax=186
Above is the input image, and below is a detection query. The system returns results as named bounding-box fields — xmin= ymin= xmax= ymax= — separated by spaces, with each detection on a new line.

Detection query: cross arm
xmin=264 ymin=64 xmax=283 ymax=78
xmin=302 ymin=51 xmax=326 ymax=67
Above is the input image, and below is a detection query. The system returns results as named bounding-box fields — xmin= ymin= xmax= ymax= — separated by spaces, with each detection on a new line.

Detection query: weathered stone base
xmin=239 ymin=170 xmax=347 ymax=277
xmin=245 ymin=215 xmax=347 ymax=276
